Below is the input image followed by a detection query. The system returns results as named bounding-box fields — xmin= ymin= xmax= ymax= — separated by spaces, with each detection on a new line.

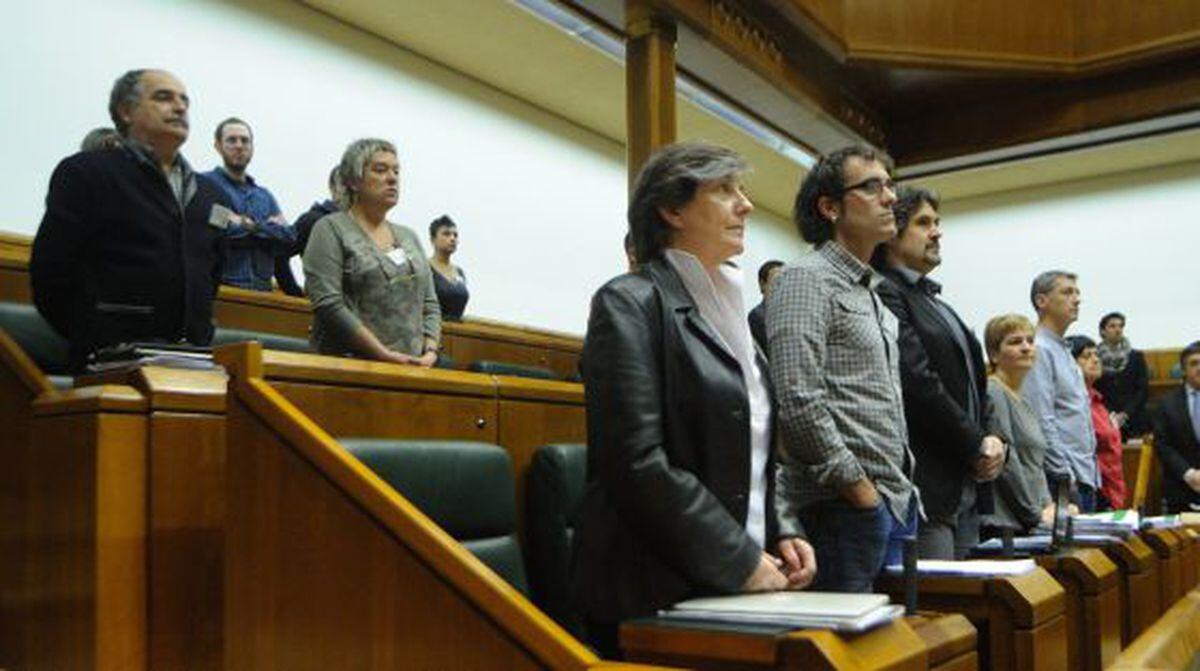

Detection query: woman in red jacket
xmin=1067 ymin=335 xmax=1127 ymax=510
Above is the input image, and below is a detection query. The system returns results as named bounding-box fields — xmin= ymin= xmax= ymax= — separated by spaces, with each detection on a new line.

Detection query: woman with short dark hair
xmin=571 ymin=142 xmax=815 ymax=659
xmin=1068 ymin=335 xmax=1127 ymax=510
xmin=427 ymin=215 xmax=469 ymax=320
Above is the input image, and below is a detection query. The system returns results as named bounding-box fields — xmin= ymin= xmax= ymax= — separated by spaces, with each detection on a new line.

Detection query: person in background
xmin=747 ymin=259 xmax=783 ymax=352
xmin=769 ymin=145 xmax=917 ymax=592
xmin=80 ymin=127 xmax=121 ymax=152
xmin=428 ymin=215 xmax=469 ymax=320
xmin=1022 ymin=270 xmax=1100 ymax=511
xmin=303 ymin=138 xmax=440 ymax=366
xmin=1067 ymin=335 xmax=1126 ymax=511
xmin=980 ymin=315 xmax=1061 ymax=533
xmin=31 ymin=69 xmax=226 ymax=371
xmin=276 ymin=166 xmax=343 ymax=296
xmin=205 ymin=117 xmax=295 ymax=292
xmin=1151 ymin=341 xmax=1200 ymax=513
xmin=571 ymin=142 xmax=815 ymax=659
xmin=872 ymin=185 xmax=1003 ymax=559
xmin=1095 ymin=312 xmax=1151 ymax=439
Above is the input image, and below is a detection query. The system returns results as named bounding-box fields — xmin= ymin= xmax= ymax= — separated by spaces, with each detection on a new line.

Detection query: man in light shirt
xmin=1021 ymin=270 xmax=1100 ymax=511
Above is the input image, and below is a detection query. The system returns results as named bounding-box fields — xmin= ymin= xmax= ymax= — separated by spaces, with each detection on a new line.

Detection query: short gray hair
xmin=109 ymin=69 xmax=148 ymax=136
xmin=335 ymin=138 xmax=397 ymax=210
xmin=628 ymin=142 xmax=748 ymax=263
xmin=1030 ymin=270 xmax=1077 ymax=311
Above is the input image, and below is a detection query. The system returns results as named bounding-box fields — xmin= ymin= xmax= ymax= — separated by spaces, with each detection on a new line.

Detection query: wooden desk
xmin=1075 ymin=535 xmax=1160 ymax=645
xmin=1034 ymin=549 xmax=1121 ymax=671
xmin=878 ymin=568 xmax=1067 ymax=671
xmin=74 ymin=366 xmax=228 ymax=671
xmin=1141 ymin=528 xmax=1185 ymax=610
xmin=621 ymin=612 xmax=976 ymax=670
xmin=1171 ymin=527 xmax=1200 ymax=592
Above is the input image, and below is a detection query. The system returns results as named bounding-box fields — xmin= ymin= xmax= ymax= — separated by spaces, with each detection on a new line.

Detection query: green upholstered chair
xmin=0 ymin=302 xmax=72 ymax=378
xmin=525 ymin=442 xmax=587 ymax=635
xmin=211 ymin=327 xmax=312 ymax=353
xmin=339 ymin=438 xmax=529 ymax=596
xmin=467 ymin=360 xmax=556 ymax=380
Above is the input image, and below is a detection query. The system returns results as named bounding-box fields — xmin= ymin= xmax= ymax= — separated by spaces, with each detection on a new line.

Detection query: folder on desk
xmin=659 ymin=591 xmax=901 ymax=632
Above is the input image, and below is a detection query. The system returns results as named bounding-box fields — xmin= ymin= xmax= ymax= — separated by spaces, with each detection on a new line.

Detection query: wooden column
xmin=625 ymin=0 xmax=677 ymax=188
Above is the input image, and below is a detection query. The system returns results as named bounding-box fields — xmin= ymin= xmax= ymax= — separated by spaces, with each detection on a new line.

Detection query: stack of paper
xmin=659 ymin=592 xmax=902 ymax=633
xmin=1072 ymin=510 xmax=1140 ymax=536
xmin=1140 ymin=514 xmax=1182 ymax=529
xmin=884 ymin=559 xmax=1038 ymax=577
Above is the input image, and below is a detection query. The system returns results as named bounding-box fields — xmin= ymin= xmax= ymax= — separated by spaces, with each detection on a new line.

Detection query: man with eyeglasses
xmin=767 ymin=146 xmax=918 ymax=592
xmin=871 ymin=186 xmax=1005 ymax=559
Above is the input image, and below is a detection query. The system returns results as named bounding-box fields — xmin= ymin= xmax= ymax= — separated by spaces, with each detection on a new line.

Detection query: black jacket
xmin=876 ymin=267 xmax=993 ymax=521
xmin=570 ymin=259 xmax=781 ymax=623
xmin=1096 ymin=350 xmax=1150 ymax=437
xmin=31 ymin=146 xmax=226 ymax=370
xmin=1152 ymin=386 xmax=1200 ymax=512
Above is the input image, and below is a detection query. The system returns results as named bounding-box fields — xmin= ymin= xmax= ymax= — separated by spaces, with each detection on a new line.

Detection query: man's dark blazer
xmin=1152 ymin=385 xmax=1200 ymax=512
xmin=31 ymin=146 xmax=227 ymax=371
xmin=571 ymin=258 xmax=781 ymax=623
xmin=876 ymin=266 xmax=993 ymax=521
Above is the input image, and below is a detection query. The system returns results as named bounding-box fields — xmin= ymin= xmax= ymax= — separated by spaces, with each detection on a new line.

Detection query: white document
xmin=884 ymin=559 xmax=1037 ymax=577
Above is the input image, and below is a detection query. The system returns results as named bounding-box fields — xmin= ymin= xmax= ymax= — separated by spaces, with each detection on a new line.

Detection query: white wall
xmin=0 ymin=0 xmax=802 ymax=335
xmin=931 ymin=160 xmax=1199 ymax=350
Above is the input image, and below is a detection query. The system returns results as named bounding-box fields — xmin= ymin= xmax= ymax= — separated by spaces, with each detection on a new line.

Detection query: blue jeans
xmin=799 ymin=496 xmax=918 ymax=593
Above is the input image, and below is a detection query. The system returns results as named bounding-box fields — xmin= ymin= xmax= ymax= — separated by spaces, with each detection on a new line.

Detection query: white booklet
xmin=659 ymin=592 xmax=901 ymax=633
xmin=884 ymin=558 xmax=1037 ymax=577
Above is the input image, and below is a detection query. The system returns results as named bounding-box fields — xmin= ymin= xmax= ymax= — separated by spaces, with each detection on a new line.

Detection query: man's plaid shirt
xmin=766 ymin=240 xmax=917 ymax=536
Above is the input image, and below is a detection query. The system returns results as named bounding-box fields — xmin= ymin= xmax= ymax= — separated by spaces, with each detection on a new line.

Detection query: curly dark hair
xmin=793 ymin=145 xmax=893 ymax=245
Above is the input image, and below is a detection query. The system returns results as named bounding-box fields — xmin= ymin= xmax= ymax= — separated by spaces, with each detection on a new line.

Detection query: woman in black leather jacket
xmin=570 ymin=143 xmax=816 ymax=658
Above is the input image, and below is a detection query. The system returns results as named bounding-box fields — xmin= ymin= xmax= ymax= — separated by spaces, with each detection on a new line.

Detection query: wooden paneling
xmin=220 ymin=344 xmax=604 ymax=669
xmin=25 ymin=395 xmax=149 ymax=671
xmin=1034 ymin=549 xmax=1121 ymax=671
xmin=147 ymin=412 xmax=226 ymax=671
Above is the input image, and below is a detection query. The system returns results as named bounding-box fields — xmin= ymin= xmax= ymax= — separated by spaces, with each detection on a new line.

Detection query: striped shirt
xmin=767 ymin=240 xmax=916 ymax=535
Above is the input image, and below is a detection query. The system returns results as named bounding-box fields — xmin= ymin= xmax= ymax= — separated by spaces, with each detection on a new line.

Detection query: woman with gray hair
xmin=571 ymin=142 xmax=815 ymax=659
xmin=302 ymin=139 xmax=440 ymax=365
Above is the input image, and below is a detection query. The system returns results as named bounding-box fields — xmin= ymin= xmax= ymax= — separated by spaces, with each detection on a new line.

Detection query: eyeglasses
xmin=840 ymin=177 xmax=896 ymax=198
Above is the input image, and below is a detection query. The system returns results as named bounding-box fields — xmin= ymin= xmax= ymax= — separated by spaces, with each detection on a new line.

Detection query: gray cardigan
xmin=983 ymin=378 xmax=1053 ymax=531
xmin=303 ymin=211 xmax=441 ymax=358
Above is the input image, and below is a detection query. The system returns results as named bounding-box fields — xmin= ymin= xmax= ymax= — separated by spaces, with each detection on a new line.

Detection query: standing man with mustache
xmin=1023 ymin=270 xmax=1100 ymax=511
xmin=871 ymin=186 xmax=1005 ymax=559
xmin=768 ymin=146 xmax=918 ymax=592
xmin=204 ymin=118 xmax=295 ymax=292
xmin=32 ymin=69 xmax=228 ymax=371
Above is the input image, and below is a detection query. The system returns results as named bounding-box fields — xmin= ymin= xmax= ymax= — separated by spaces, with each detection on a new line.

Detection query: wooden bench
xmin=1108 ymin=588 xmax=1200 ymax=670
xmin=1074 ymin=534 xmax=1161 ymax=645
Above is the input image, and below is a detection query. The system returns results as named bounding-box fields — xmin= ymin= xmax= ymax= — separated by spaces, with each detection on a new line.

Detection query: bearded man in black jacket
xmin=32 ymin=69 xmax=227 ymax=371
xmin=872 ymin=185 xmax=1006 ymax=559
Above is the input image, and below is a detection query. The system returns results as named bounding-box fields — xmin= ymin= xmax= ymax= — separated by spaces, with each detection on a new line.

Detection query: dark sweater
xmin=31 ymin=146 xmax=227 ymax=370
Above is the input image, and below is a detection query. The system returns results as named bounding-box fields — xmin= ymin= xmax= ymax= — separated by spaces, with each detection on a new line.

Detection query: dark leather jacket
xmin=570 ymin=258 xmax=782 ymax=623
